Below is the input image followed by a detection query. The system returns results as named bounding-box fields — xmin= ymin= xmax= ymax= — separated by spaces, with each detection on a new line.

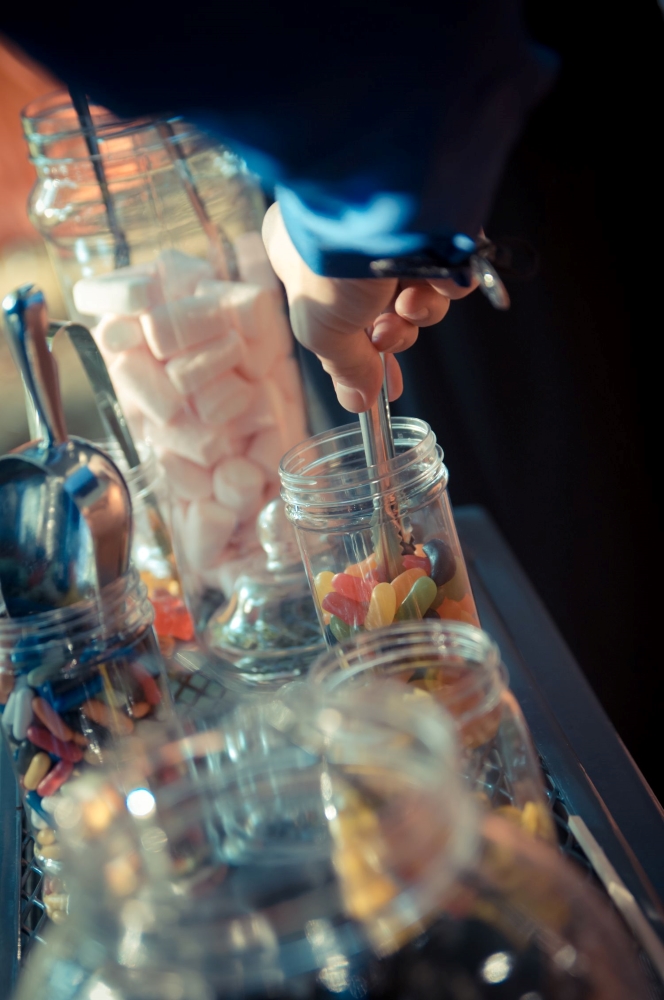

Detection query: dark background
xmin=300 ymin=0 xmax=664 ymax=798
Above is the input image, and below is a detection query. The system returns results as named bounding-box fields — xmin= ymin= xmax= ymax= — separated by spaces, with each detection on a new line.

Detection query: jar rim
xmin=280 ymin=417 xmax=446 ymax=518
xmin=309 ymin=620 xmax=506 ymax=723
xmin=21 ymin=89 xmax=208 ymax=164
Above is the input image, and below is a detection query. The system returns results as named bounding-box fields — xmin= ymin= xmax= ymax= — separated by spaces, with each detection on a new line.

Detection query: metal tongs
xmin=358 ymin=356 xmax=410 ymax=582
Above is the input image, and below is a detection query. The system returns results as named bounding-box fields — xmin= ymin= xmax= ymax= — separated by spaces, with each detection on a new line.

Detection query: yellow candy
xmin=391 ymin=568 xmax=426 ymax=607
xmin=364 ymin=582 xmax=397 ymax=630
xmin=24 ymin=752 xmax=52 ymax=791
xmin=314 ymin=571 xmax=335 ymax=604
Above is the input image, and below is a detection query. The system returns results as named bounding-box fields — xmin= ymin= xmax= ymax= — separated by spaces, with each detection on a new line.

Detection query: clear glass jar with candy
xmin=309 ymin=619 xmax=553 ymax=839
xmin=22 ymin=91 xmax=309 ymax=630
xmin=21 ymin=683 xmax=651 ymax=1000
xmin=280 ymin=417 xmax=479 ymax=644
xmin=0 ymin=566 xmax=173 ymax=867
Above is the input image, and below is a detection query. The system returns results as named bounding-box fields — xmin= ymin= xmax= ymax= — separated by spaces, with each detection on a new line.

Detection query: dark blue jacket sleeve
xmin=2 ymin=1 xmax=556 ymax=276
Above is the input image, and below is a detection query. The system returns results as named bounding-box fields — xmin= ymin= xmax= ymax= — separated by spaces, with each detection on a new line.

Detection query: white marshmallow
xmin=153 ymin=249 xmax=214 ymax=299
xmin=193 ymin=371 xmax=255 ymax=425
xmin=141 ymin=294 xmax=232 ymax=360
xmin=233 ymin=231 xmax=280 ymax=292
xmin=246 ymin=427 xmax=287 ymax=477
xmin=144 ymin=412 xmax=240 ymax=467
xmin=73 ymin=266 xmax=161 ymax=317
xmin=184 ymin=500 xmax=238 ymax=571
xmin=212 ymin=457 xmax=266 ymax=514
xmin=164 ymin=328 xmax=245 ymax=395
xmin=283 ymin=400 xmax=309 ymax=450
xmin=94 ymin=314 xmax=145 ymax=353
xmin=195 ymin=280 xmax=275 ymax=344
xmin=236 ymin=307 xmax=293 ymax=380
xmin=270 ymin=355 xmax=304 ymax=403
xmin=227 ymin=393 xmax=278 ymax=438
xmin=110 ymin=348 xmax=184 ymax=426
xmin=156 ymin=450 xmax=214 ymax=500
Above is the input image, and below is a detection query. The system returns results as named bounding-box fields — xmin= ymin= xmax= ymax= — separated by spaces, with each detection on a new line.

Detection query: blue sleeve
xmin=3 ymin=1 xmax=557 ymax=277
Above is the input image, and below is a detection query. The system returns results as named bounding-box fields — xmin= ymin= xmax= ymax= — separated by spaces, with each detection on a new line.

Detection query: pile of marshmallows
xmin=72 ymin=235 xmax=308 ymax=596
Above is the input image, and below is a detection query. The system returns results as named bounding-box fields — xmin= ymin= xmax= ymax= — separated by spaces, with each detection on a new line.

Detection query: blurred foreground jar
xmin=280 ymin=418 xmax=479 ymax=644
xmin=23 ymin=92 xmax=309 ymax=630
xmin=15 ymin=684 xmax=650 ymax=1000
xmin=0 ymin=567 xmax=173 ymax=868
xmin=310 ymin=619 xmax=553 ymax=839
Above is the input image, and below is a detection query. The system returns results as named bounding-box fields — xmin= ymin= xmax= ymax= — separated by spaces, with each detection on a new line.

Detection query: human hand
xmin=263 ymin=202 xmax=478 ymax=413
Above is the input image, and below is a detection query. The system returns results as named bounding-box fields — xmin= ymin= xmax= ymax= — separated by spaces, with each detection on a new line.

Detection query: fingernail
xmin=371 ymin=321 xmax=390 ymax=343
xmin=335 ymin=384 xmax=366 ymax=413
xmin=402 ymin=307 xmax=429 ymax=322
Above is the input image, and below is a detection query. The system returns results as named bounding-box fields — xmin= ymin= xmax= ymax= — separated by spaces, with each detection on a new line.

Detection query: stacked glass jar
xmin=23 ymin=92 xmax=309 ymax=630
xmin=16 ymin=684 xmax=650 ymax=1000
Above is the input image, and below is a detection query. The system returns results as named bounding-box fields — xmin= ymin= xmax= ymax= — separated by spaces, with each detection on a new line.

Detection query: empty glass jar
xmin=280 ymin=418 xmax=480 ymax=645
xmin=309 ymin=619 xmax=553 ymax=839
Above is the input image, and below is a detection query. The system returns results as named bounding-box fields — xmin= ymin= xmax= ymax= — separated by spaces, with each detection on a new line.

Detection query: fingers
xmin=370 ymin=311 xmax=419 ymax=354
xmin=310 ymin=325 xmax=385 ymax=412
xmin=427 ymin=275 xmax=479 ymax=300
xmin=394 ymin=282 xmax=452 ymax=325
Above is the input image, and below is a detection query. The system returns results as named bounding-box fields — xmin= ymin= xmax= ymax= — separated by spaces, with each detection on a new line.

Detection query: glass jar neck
xmin=0 ymin=567 xmax=154 ymax=677
xmin=310 ymin=621 xmax=506 ymax=725
xmin=21 ymin=90 xmax=213 ymax=174
xmin=96 ymin=440 xmax=161 ymax=507
xmin=280 ymin=418 xmax=447 ymax=529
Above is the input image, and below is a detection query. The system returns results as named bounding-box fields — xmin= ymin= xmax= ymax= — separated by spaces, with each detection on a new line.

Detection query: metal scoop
xmin=0 ymin=286 xmax=132 ymax=617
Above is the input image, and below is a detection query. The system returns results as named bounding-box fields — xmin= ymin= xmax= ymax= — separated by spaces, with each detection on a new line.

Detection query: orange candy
xmin=151 ymin=590 xmax=195 ymax=641
xmin=436 ymin=597 xmax=479 ymax=626
xmin=390 ymin=568 xmax=426 ymax=607
xmin=331 ymin=573 xmax=375 ymax=603
xmin=344 ymin=553 xmax=378 ymax=578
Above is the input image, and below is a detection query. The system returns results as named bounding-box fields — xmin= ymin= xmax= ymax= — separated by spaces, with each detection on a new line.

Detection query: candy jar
xmin=309 ymin=619 xmax=553 ymax=839
xmin=203 ymin=498 xmax=325 ymax=684
xmin=0 ymin=567 xmax=173 ymax=867
xmin=22 ymin=91 xmax=309 ymax=631
xmin=26 ymin=683 xmax=650 ymax=1000
xmin=280 ymin=417 xmax=479 ymax=644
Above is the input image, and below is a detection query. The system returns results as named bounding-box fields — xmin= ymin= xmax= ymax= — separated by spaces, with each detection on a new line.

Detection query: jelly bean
xmin=132 ymin=702 xmax=152 ymax=719
xmin=27 ymin=662 xmax=64 ymax=689
xmin=36 ymin=827 xmax=56 ymax=846
xmin=11 ymin=686 xmax=34 ymax=742
xmin=344 ymin=554 xmax=378 ymax=578
xmin=32 ymin=697 xmax=76 ymax=743
xmin=46 ymin=673 xmax=104 ymax=713
xmin=390 ymin=568 xmax=427 ymax=608
xmin=24 ymin=752 xmax=52 ymax=791
xmin=328 ymin=616 xmax=355 ymax=643
xmin=26 ymin=724 xmax=84 ymax=763
xmin=314 ymin=571 xmax=335 ymax=604
xmin=395 ymin=576 xmax=439 ymax=622
xmin=322 ymin=591 xmax=368 ymax=627
xmin=26 ymin=791 xmax=51 ymax=824
xmin=436 ymin=598 xmax=476 ymax=626
xmin=16 ymin=739 xmax=39 ymax=776
xmin=82 ymin=700 xmax=134 ymax=735
xmin=364 ymin=583 xmax=397 ymax=631
xmin=0 ymin=672 xmax=14 ymax=704
xmin=402 ymin=553 xmax=431 ymax=575
xmin=2 ymin=690 xmax=17 ymax=733
xmin=37 ymin=760 xmax=74 ymax=798
xmin=423 ymin=608 xmax=439 ymax=619
xmin=422 ymin=538 xmax=456 ymax=587
xmin=151 ymin=591 xmax=195 ymax=641
xmin=38 ymin=843 xmax=63 ymax=861
xmin=131 ymin=664 xmax=162 ymax=706
xmin=457 ymin=593 xmax=478 ymax=616
xmin=40 ymin=795 xmax=62 ymax=814
xmin=439 ymin=560 xmax=468 ymax=602
xmin=331 ymin=573 xmax=374 ymax=603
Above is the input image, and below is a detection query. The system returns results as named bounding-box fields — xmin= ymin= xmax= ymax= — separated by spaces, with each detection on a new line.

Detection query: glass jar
xmin=22 ymin=91 xmax=310 ymax=630
xmin=280 ymin=418 xmax=479 ymax=644
xmin=28 ymin=684 xmax=651 ymax=1000
xmin=0 ymin=567 xmax=173 ymax=858
xmin=309 ymin=619 xmax=553 ymax=839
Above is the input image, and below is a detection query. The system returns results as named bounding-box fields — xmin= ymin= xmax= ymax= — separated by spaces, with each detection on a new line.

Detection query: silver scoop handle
xmin=2 ymin=285 xmax=68 ymax=449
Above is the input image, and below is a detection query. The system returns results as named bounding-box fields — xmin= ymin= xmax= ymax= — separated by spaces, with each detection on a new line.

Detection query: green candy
xmin=395 ymin=576 xmax=439 ymax=622
xmin=329 ymin=615 xmax=356 ymax=643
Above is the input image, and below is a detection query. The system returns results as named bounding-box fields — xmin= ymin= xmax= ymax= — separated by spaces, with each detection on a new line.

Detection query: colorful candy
xmin=26 ymin=724 xmax=84 ymax=763
xmin=82 ymin=700 xmax=134 ymax=735
xmin=390 ymin=568 xmax=427 ymax=608
xmin=23 ymin=752 xmax=52 ymax=791
xmin=328 ymin=616 xmax=356 ymax=643
xmin=402 ymin=553 xmax=431 ymax=575
xmin=439 ymin=560 xmax=468 ymax=602
xmin=32 ymin=697 xmax=76 ymax=743
xmin=322 ymin=592 xmax=368 ymax=627
xmin=436 ymin=598 xmax=477 ymax=626
xmin=151 ymin=590 xmax=195 ymax=642
xmin=422 ymin=538 xmax=456 ymax=587
xmin=331 ymin=573 xmax=374 ymax=603
xmin=314 ymin=571 xmax=335 ymax=604
xmin=395 ymin=576 xmax=439 ymax=622
xmin=364 ymin=583 xmax=397 ymax=631
xmin=37 ymin=760 xmax=74 ymax=798
xmin=131 ymin=664 xmax=162 ymax=707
